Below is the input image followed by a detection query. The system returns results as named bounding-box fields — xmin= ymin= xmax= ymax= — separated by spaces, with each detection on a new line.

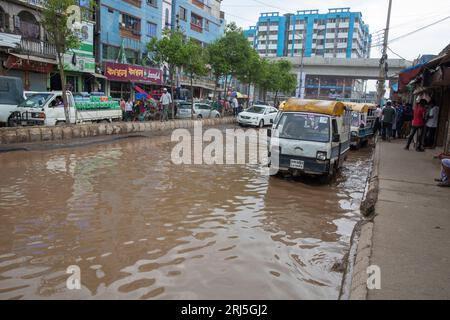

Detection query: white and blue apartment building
xmin=244 ymin=8 xmax=372 ymax=99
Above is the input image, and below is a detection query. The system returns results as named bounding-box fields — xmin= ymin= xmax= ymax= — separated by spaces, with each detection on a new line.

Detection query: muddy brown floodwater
xmin=0 ymin=126 xmax=372 ymax=299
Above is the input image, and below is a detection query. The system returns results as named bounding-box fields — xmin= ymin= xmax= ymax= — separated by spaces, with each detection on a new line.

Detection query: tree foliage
xmin=183 ymin=40 xmax=208 ymax=118
xmin=41 ymin=0 xmax=83 ymax=123
xmin=147 ymin=29 xmax=186 ymax=73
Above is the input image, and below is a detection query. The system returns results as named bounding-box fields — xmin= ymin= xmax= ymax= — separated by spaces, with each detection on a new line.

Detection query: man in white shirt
xmin=425 ymin=101 xmax=439 ymax=148
xmin=374 ymin=105 xmax=382 ymax=136
xmin=125 ymin=98 xmax=133 ymax=121
xmin=160 ymin=88 xmax=172 ymax=122
xmin=231 ymin=96 xmax=239 ymax=117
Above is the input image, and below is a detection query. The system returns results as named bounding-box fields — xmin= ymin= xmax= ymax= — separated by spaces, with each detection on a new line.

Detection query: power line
xmin=371 ymin=15 xmax=450 ymax=47
xmin=224 ymin=12 xmax=257 ymax=24
xmin=249 ymin=0 xmax=289 ymax=12
xmin=387 ymin=46 xmax=408 ymax=61
xmin=389 ymin=15 xmax=450 ymax=43
xmin=372 ymin=8 xmax=450 ymax=33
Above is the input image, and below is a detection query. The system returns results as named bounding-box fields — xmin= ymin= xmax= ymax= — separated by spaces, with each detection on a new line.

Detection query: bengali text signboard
xmin=104 ymin=62 xmax=162 ymax=84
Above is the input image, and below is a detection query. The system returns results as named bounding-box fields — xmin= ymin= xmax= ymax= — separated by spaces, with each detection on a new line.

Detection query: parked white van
xmin=269 ymin=99 xmax=352 ymax=178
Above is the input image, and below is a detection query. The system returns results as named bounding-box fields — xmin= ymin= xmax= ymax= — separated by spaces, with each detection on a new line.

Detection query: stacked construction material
xmin=75 ymin=95 xmax=120 ymax=110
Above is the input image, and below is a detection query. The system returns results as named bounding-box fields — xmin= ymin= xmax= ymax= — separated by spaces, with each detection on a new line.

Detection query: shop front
xmin=4 ymin=53 xmax=55 ymax=91
xmin=103 ymin=62 xmax=162 ymax=100
xmin=50 ymin=21 xmax=104 ymax=93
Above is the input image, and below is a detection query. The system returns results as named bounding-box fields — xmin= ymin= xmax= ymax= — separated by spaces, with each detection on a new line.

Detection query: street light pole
xmin=298 ymin=35 xmax=305 ymax=99
xmin=377 ymin=0 xmax=393 ymax=105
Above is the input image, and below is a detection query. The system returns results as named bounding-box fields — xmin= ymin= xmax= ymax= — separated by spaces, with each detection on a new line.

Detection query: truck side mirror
xmin=267 ymin=129 xmax=272 ymax=137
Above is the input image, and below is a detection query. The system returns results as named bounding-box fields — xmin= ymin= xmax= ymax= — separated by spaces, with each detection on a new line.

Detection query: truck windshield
xmin=18 ymin=93 xmax=52 ymax=108
xmin=351 ymin=113 xmax=361 ymax=127
xmin=277 ymin=113 xmax=330 ymax=143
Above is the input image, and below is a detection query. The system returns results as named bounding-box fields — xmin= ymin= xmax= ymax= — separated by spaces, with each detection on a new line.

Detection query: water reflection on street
xmin=0 ymin=128 xmax=371 ymax=299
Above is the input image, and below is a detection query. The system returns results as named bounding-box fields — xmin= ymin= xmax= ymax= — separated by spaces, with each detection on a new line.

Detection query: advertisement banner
xmin=63 ymin=21 xmax=95 ymax=73
xmin=104 ymin=62 xmax=162 ymax=84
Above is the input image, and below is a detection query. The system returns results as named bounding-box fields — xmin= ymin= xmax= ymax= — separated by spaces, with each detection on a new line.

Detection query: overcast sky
xmin=222 ymin=0 xmax=450 ymax=61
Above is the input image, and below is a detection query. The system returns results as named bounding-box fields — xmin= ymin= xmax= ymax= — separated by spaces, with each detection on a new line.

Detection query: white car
xmin=176 ymin=102 xmax=221 ymax=119
xmin=237 ymin=105 xmax=278 ymax=128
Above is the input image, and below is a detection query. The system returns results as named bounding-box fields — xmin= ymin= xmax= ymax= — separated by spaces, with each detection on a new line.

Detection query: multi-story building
xmin=172 ymin=0 xmax=225 ymax=98
xmin=244 ymin=8 xmax=372 ymax=101
xmin=0 ymin=0 xmax=225 ymax=99
xmin=99 ymin=0 xmax=225 ymax=99
xmin=244 ymin=8 xmax=371 ymax=59
xmin=0 ymin=0 xmax=99 ymax=92
xmin=0 ymin=0 xmax=53 ymax=91
xmin=99 ymin=0 xmax=164 ymax=98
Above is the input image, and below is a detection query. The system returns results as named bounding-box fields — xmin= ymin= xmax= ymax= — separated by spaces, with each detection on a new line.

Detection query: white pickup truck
xmin=12 ymin=91 xmax=122 ymax=126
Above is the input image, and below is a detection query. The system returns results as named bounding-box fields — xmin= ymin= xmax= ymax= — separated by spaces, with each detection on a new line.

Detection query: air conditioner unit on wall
xmin=14 ymin=15 xmax=20 ymax=28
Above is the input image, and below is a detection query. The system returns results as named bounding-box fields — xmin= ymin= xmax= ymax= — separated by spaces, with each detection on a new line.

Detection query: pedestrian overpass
xmin=270 ymin=56 xmax=412 ymax=80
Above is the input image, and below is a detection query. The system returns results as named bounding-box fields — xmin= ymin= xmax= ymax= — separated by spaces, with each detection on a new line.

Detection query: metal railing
xmin=19 ymin=38 xmax=57 ymax=58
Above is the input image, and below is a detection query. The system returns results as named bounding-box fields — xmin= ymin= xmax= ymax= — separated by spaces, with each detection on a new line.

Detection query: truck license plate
xmin=290 ymin=159 xmax=304 ymax=169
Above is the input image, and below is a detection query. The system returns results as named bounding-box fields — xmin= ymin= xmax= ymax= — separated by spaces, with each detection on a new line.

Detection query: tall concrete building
xmin=244 ymin=8 xmax=371 ymax=59
xmin=244 ymin=8 xmax=372 ymax=100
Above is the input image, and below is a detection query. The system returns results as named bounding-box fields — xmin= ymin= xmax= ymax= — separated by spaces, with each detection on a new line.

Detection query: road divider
xmin=0 ymin=117 xmax=236 ymax=145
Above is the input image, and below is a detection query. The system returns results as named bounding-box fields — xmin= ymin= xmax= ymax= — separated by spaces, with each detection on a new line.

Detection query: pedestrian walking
xmin=382 ymin=101 xmax=395 ymax=142
xmin=232 ymin=95 xmax=239 ymax=117
xmin=391 ymin=103 xmax=399 ymax=139
xmin=402 ymin=103 xmax=413 ymax=138
xmin=120 ymin=98 xmax=126 ymax=120
xmin=374 ymin=105 xmax=382 ymax=136
xmin=405 ymin=99 xmax=427 ymax=152
xmin=395 ymin=103 xmax=404 ymax=139
xmin=125 ymin=98 xmax=133 ymax=121
xmin=424 ymin=100 xmax=439 ymax=148
xmin=160 ymin=88 xmax=172 ymax=122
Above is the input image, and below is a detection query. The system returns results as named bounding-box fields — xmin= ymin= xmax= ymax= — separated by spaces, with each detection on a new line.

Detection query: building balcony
xmin=18 ymin=0 xmax=44 ymax=8
xmin=192 ymin=0 xmax=205 ymax=9
xmin=123 ymin=0 xmax=142 ymax=8
xmin=120 ymin=26 xmax=141 ymax=41
xmin=15 ymin=38 xmax=57 ymax=59
xmin=190 ymin=23 xmax=203 ymax=33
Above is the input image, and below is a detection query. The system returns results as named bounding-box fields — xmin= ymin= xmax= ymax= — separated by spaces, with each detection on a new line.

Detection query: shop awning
xmin=10 ymin=53 xmax=57 ymax=65
xmin=0 ymin=33 xmax=21 ymax=48
xmin=90 ymin=73 xmax=107 ymax=79
xmin=398 ymin=63 xmax=424 ymax=93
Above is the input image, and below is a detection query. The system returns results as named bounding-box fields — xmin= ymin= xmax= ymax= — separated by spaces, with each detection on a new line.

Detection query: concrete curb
xmin=0 ymin=117 xmax=236 ymax=145
xmin=345 ymin=139 xmax=380 ymax=300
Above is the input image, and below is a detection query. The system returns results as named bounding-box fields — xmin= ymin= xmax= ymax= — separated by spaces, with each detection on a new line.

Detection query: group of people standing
xmin=119 ymin=88 xmax=173 ymax=122
xmin=374 ymin=99 xmax=439 ymax=151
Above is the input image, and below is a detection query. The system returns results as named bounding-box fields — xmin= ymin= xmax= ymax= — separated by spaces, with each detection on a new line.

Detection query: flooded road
xmin=0 ymin=126 xmax=372 ymax=299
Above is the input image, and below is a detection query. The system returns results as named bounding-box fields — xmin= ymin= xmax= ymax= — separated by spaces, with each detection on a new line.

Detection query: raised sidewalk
xmin=366 ymin=140 xmax=450 ymax=299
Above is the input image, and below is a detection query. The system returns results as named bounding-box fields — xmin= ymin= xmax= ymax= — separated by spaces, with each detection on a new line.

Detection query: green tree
xmin=272 ymin=60 xmax=297 ymax=106
xmin=256 ymin=59 xmax=273 ymax=103
xmin=182 ymin=40 xmax=208 ymax=119
xmin=237 ymin=48 xmax=262 ymax=106
xmin=148 ymin=29 xmax=186 ymax=119
xmin=41 ymin=0 xmax=81 ymax=123
xmin=257 ymin=59 xmax=297 ymax=105
xmin=206 ymin=38 xmax=230 ymax=101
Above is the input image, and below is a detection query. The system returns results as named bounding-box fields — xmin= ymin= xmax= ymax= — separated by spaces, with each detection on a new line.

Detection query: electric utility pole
xmin=377 ymin=0 xmax=393 ymax=105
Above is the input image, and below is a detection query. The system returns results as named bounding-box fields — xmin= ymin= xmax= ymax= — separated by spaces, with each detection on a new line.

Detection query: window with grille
xmin=147 ymin=22 xmax=157 ymax=37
